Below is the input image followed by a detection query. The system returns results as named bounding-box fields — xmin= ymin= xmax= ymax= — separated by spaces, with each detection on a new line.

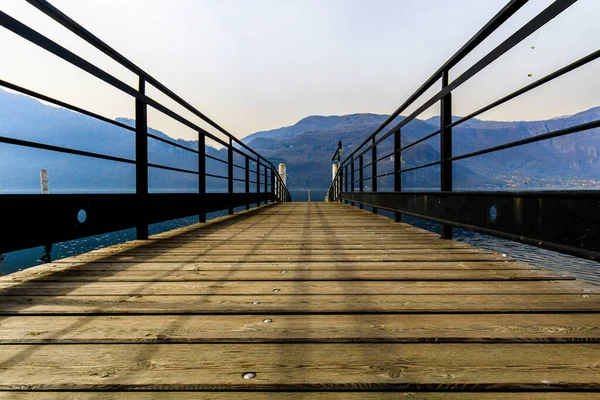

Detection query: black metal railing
xmin=327 ymin=0 xmax=600 ymax=261
xmin=0 ymin=0 xmax=290 ymax=254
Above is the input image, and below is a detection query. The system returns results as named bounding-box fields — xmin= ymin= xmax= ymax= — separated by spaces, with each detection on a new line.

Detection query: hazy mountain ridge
xmin=246 ymin=106 xmax=600 ymax=188
xmin=1 ymin=89 xmax=598 ymax=192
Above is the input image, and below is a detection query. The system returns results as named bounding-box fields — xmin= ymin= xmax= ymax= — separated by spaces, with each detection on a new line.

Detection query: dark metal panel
xmin=135 ymin=77 xmax=148 ymax=240
xmin=343 ymin=191 xmax=600 ymax=261
xmin=0 ymin=193 xmax=275 ymax=254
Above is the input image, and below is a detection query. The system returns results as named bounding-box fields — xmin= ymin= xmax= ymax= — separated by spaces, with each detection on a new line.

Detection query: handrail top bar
xmin=20 ymin=0 xmax=278 ymax=171
xmin=341 ymin=0 xmax=527 ymax=165
xmin=342 ymin=0 xmax=577 ymax=166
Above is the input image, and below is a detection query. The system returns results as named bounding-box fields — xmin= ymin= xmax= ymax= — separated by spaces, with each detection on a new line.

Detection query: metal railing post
xmin=344 ymin=164 xmax=349 ymax=204
xmin=371 ymin=137 xmax=377 ymax=214
xmin=198 ymin=133 xmax=206 ymax=222
xmin=393 ymin=128 xmax=402 ymax=222
xmin=440 ymin=69 xmax=453 ymax=239
xmin=256 ymin=158 xmax=261 ymax=207
xmin=350 ymin=157 xmax=355 ymax=206
xmin=228 ymin=137 xmax=234 ymax=215
xmin=135 ymin=76 xmax=148 ymax=240
xmin=245 ymin=156 xmax=250 ymax=210
xmin=337 ymin=167 xmax=342 ymax=202
xmin=359 ymin=155 xmax=364 ymax=209
xmin=271 ymin=167 xmax=275 ymax=203
xmin=263 ymin=164 xmax=268 ymax=197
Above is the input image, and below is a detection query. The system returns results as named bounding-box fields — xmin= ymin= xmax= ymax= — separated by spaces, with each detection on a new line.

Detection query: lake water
xmin=1 ymin=190 xmax=598 ymax=285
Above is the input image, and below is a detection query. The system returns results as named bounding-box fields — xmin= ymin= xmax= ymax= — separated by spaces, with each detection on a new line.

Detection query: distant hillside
xmin=246 ymin=106 xmax=600 ymax=188
xmin=241 ymin=113 xmax=392 ymax=144
xmin=1 ymin=88 xmax=599 ymax=192
xmin=0 ymin=89 xmax=226 ymax=193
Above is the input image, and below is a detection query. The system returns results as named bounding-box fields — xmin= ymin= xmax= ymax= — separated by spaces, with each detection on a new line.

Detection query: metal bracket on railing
xmin=330 ymin=141 xmax=342 ymax=162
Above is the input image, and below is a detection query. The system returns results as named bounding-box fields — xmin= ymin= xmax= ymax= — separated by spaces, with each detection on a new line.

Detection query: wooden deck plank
xmin=43 ymin=260 xmax=535 ymax=271
xmin=0 ymin=294 xmax=598 ymax=314
xmin=0 ymin=202 xmax=597 ymax=395
xmin=0 ymin=280 xmax=593 ymax=296
xmin=0 ymin=343 xmax=598 ymax=390
xmin=3 ymin=269 xmax=569 ymax=282
xmin=67 ymin=253 xmax=508 ymax=262
xmin=0 ymin=314 xmax=598 ymax=343
xmin=1 ymin=393 xmax=598 ymax=399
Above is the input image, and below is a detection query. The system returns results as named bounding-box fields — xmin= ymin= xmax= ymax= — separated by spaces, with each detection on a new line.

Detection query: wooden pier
xmin=0 ymin=202 xmax=599 ymax=398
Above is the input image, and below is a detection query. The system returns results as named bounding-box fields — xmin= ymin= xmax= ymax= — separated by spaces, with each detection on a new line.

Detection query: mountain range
xmin=1 ymin=88 xmax=598 ymax=192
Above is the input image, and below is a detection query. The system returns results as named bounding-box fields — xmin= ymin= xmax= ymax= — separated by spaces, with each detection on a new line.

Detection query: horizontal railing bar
xmin=0 ymin=78 xmax=255 ymax=169
xmin=205 ymin=134 xmax=229 ymax=149
xmin=348 ymin=189 xmax=600 ymax=197
xmin=343 ymin=0 xmax=575 ymax=165
xmin=205 ymin=173 xmax=228 ymax=180
xmin=25 ymin=0 xmax=275 ymax=170
xmin=232 ymin=162 xmax=246 ymax=170
xmin=0 ymin=11 xmax=217 ymax=147
xmin=375 ymin=171 xmax=395 ymax=179
xmin=400 ymin=130 xmax=441 ymax=153
xmin=342 ymin=0 xmax=527 ymax=164
xmin=0 ymin=11 xmax=281 ymax=173
xmin=353 ymin=125 xmax=441 ymax=163
xmin=0 ymin=135 xmax=135 ymax=164
xmin=385 ymin=0 xmax=577 ymax=141
xmin=341 ymin=8 xmax=589 ymax=182
xmin=205 ymin=154 xmax=227 ymax=164
xmin=450 ymin=119 xmax=600 ymax=162
xmin=231 ymin=177 xmax=246 ymax=183
xmin=146 ymin=133 xmax=199 ymax=154
xmin=449 ymin=48 xmax=600 ymax=130
xmin=0 ymin=79 xmax=136 ymax=133
xmin=400 ymin=160 xmax=441 ymax=173
xmin=231 ymin=145 xmax=257 ymax=160
xmin=147 ymin=163 xmax=198 ymax=175
xmin=376 ymin=151 xmax=395 ymax=163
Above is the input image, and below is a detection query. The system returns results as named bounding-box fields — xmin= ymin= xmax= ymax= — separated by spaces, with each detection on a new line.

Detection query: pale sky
xmin=1 ymin=0 xmax=599 ymax=143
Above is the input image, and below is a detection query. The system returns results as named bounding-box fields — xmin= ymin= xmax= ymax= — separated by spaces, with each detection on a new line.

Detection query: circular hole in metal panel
xmin=77 ymin=209 xmax=87 ymax=223
xmin=489 ymin=206 xmax=497 ymax=222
